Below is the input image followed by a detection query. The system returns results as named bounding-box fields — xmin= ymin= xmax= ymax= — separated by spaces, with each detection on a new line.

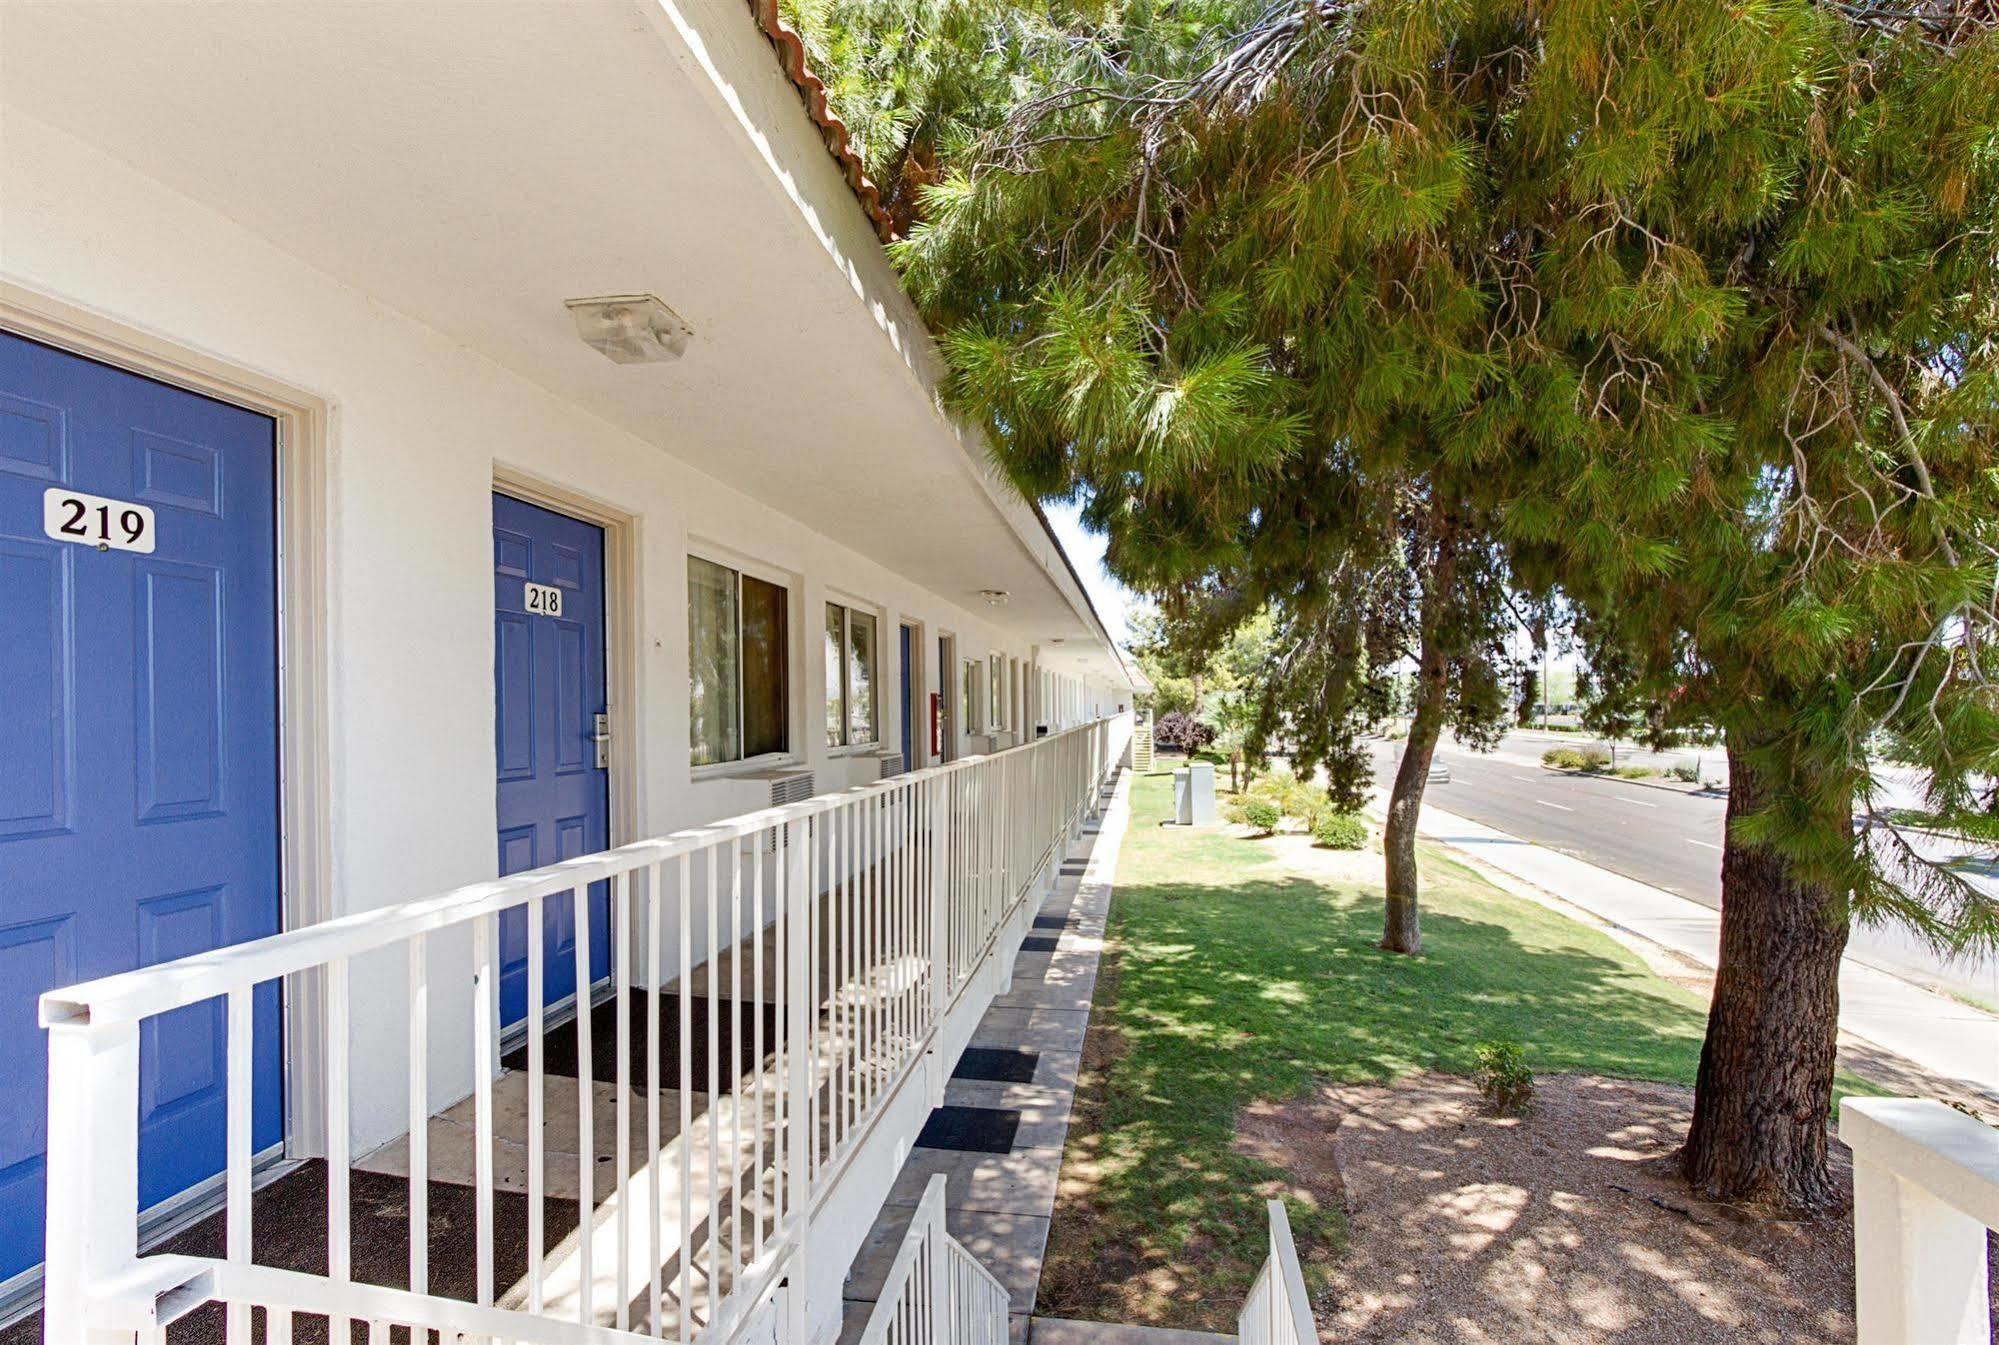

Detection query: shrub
xmin=1245 ymin=768 xmax=1295 ymax=805
xmin=1612 ymin=765 xmax=1656 ymax=779
xmin=1313 ymin=812 xmax=1367 ymax=849
xmin=1155 ymin=711 xmax=1216 ymax=753
xmin=1542 ymin=746 xmax=1611 ymax=772
xmin=1667 ymin=762 xmax=1700 ymax=783
xmin=1278 ymin=777 xmax=1324 ymax=824
xmin=1241 ymin=798 xmax=1281 ymax=835
xmin=1474 ymin=1039 xmax=1534 ymax=1115
xmin=1221 ymin=798 xmax=1249 ymax=826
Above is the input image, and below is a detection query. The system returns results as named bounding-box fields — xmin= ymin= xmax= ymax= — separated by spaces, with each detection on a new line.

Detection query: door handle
xmin=594 ymin=713 xmax=611 ymax=769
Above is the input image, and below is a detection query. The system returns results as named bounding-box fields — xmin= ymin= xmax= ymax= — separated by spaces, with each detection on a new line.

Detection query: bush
xmin=1474 ymin=1039 xmax=1534 ymax=1115
xmin=1542 ymin=746 xmax=1611 ymax=772
xmin=1313 ymin=812 xmax=1367 ymax=849
xmin=1241 ymin=798 xmax=1281 ymax=835
xmin=1279 ymin=780 xmax=1322 ymax=824
xmin=1667 ymin=762 xmax=1700 ymax=783
xmin=1611 ymin=765 xmax=1656 ymax=779
xmin=1155 ymin=711 xmax=1216 ymax=753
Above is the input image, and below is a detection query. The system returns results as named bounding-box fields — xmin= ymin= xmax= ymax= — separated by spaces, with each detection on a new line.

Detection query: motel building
xmin=0 ymin=5 xmax=1316 ymax=1344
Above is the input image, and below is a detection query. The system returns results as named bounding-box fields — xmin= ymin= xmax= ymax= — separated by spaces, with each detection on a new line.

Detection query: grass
xmin=1043 ymin=770 xmax=1874 ymax=1329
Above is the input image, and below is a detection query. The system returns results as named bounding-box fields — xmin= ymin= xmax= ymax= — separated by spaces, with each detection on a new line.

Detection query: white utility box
xmin=1173 ymin=762 xmax=1217 ymax=826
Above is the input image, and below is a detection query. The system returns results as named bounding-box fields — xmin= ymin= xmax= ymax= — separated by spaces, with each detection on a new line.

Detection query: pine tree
xmin=881 ymin=0 xmax=1999 ymax=1207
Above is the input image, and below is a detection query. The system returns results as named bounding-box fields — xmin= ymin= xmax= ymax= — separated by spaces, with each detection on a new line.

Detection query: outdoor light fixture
xmin=565 ymin=294 xmax=693 ymax=364
xmin=980 ymin=589 xmax=1010 ymax=607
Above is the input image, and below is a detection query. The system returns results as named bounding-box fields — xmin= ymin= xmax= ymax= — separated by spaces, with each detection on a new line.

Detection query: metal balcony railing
xmin=41 ymin=714 xmax=1132 ymax=1345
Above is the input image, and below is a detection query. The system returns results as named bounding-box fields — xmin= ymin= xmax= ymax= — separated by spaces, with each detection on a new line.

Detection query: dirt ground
xmin=1235 ymin=1071 xmax=1999 ymax=1344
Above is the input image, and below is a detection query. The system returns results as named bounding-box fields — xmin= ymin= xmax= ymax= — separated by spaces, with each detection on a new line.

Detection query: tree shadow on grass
xmin=1041 ymin=854 xmax=1711 ymax=1330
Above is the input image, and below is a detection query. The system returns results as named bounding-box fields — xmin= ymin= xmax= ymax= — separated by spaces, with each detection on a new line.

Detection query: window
xmin=825 ymin=602 xmax=878 ymax=747
xmin=962 ymin=660 xmax=980 ymax=734
xmin=689 ymin=556 xmax=789 ymax=767
xmin=989 ymin=653 xmax=1004 ymax=730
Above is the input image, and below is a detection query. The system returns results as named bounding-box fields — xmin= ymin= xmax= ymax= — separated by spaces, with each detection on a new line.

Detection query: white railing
xmin=1843 ymin=1097 xmax=1999 ymax=1345
xmin=41 ymin=713 xmax=1129 ymax=1345
xmin=854 ymin=1176 xmax=1009 ymax=1345
xmin=1238 ymin=1201 xmax=1315 ymax=1345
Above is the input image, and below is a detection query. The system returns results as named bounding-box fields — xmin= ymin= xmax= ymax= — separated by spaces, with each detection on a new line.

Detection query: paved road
xmin=1367 ymin=733 xmax=1999 ymax=1007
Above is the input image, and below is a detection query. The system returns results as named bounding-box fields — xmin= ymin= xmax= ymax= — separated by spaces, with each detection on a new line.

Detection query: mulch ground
xmin=1235 ymin=1071 xmax=1999 ymax=1344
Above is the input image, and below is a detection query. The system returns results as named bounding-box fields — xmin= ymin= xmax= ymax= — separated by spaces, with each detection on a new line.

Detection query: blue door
xmin=899 ymin=624 xmax=914 ymax=772
xmin=493 ymin=493 xmax=611 ymax=1027
xmin=0 ymin=330 xmax=283 ymax=1282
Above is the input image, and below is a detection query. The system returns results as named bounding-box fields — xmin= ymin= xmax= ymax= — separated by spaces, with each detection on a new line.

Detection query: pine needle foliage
xmin=851 ymin=0 xmax=1999 ymax=1203
xmin=891 ymin=0 xmax=1999 ymax=955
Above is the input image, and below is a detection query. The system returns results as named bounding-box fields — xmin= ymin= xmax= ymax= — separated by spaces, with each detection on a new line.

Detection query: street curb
xmin=1538 ymin=764 xmax=1729 ymax=799
xmin=1361 ymin=803 xmax=1707 ymax=981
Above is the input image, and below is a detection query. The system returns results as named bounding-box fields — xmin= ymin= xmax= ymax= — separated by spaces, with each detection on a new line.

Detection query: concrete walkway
xmin=1413 ymin=802 xmax=1999 ymax=1103
xmin=838 ymin=769 xmax=1134 ymax=1345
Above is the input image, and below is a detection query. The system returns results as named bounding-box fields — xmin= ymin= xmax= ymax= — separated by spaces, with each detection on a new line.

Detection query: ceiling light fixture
xmin=565 ymin=294 xmax=693 ymax=364
xmin=980 ymin=589 xmax=1011 ymax=607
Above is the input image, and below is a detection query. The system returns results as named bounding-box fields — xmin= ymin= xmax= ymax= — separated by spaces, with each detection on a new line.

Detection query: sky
xmin=1044 ymin=496 xmax=1585 ymax=700
xmin=1045 ymin=498 xmax=1140 ymax=649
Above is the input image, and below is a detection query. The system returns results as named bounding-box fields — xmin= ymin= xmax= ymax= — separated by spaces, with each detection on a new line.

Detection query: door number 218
xmin=524 ymin=582 xmax=564 ymax=617
xmin=43 ymin=488 xmax=157 ymax=554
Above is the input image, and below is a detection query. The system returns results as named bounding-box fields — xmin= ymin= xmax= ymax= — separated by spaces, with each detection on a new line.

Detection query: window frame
xmin=824 ymin=597 xmax=881 ymax=752
xmin=687 ymin=549 xmax=797 ymax=777
xmin=962 ymin=658 xmax=982 ymax=736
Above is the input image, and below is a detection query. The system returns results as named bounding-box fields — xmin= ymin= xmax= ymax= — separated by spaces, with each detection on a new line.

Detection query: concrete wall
xmin=0 ymin=108 xmax=1125 ymax=1153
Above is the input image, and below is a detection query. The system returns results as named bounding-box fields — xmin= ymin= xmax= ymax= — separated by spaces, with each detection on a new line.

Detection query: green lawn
xmin=1042 ymin=770 xmax=1717 ymax=1327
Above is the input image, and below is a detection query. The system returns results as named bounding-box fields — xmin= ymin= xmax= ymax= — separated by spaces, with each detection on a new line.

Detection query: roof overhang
xmin=0 ymin=0 xmax=1135 ymax=692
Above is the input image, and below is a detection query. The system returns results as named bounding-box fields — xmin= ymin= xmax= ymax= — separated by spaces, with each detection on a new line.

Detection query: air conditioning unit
xmin=740 ymin=768 xmax=815 ymax=852
xmin=765 ymin=770 xmax=815 ymax=806
xmin=873 ymin=747 xmax=906 ymax=779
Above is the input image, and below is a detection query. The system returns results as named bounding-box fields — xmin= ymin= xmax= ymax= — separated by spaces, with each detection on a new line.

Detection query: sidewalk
xmin=839 ymin=770 xmax=1132 ymax=1345
xmin=1411 ymin=802 xmax=1999 ymax=1104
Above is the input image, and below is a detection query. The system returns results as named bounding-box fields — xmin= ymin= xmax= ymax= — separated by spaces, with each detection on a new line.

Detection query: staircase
xmin=855 ymin=1196 xmax=1314 ymax=1345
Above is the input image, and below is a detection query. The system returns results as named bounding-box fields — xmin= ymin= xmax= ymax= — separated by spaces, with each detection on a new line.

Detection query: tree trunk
xmin=1381 ymin=516 xmax=1458 ymax=956
xmin=1679 ymin=728 xmax=1850 ymax=1211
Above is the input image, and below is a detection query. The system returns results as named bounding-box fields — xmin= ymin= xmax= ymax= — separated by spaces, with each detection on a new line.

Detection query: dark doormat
xmin=915 ymin=1106 xmax=1021 ymax=1155
xmin=1019 ymin=936 xmax=1060 ymax=953
xmin=501 ymin=988 xmax=779 ymax=1096
xmin=1031 ymin=914 xmax=1071 ymax=931
xmin=1058 ymin=862 xmax=1087 ymax=876
xmin=953 ymin=1048 xmax=1039 ymax=1083
xmin=3 ymin=1159 xmax=580 ymax=1345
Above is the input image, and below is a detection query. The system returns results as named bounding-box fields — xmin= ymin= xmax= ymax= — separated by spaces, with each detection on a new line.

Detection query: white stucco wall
xmin=0 ymin=108 xmax=1121 ymax=1154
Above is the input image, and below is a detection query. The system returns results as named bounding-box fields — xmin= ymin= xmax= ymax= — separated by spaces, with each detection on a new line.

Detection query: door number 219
xmin=43 ymin=488 xmax=157 ymax=554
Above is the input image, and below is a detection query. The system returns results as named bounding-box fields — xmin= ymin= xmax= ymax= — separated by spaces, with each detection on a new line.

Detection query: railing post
xmin=1853 ymin=1157 xmax=1990 ymax=1345
xmin=784 ymin=815 xmax=814 ymax=1345
xmin=928 ymin=773 xmax=951 ymax=1107
xmin=997 ymin=757 xmax=1014 ymax=997
xmin=923 ymin=1179 xmax=951 ymax=1345
xmin=1843 ymin=1098 xmax=1998 ymax=1345
xmin=43 ymin=1015 xmax=143 ymax=1344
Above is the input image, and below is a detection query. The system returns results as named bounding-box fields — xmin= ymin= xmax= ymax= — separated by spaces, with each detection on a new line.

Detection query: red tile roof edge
xmin=747 ymin=0 xmax=898 ymax=242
